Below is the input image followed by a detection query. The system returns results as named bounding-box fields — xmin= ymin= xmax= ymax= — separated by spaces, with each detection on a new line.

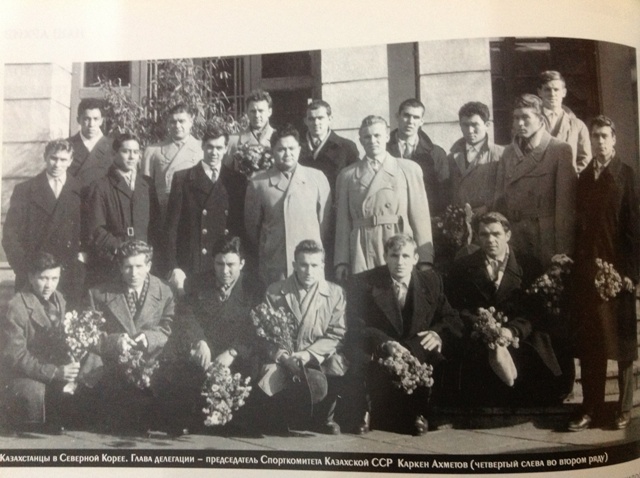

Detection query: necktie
xmin=211 ymin=168 xmax=218 ymax=183
xmin=312 ymin=138 xmax=321 ymax=150
xmin=403 ymin=142 xmax=412 ymax=159
xmin=487 ymin=259 xmax=500 ymax=283
xmin=394 ymin=281 xmax=407 ymax=309
xmin=369 ymin=159 xmax=380 ymax=172
xmin=518 ymin=138 xmax=532 ymax=155
xmin=127 ymin=289 xmax=138 ymax=316
xmin=53 ymin=178 xmax=62 ymax=199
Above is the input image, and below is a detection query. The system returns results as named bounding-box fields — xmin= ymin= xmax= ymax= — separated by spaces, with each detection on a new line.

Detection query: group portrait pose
xmin=0 ymin=68 xmax=637 ymax=439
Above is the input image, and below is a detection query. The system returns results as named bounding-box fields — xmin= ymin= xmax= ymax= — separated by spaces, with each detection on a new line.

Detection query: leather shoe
xmin=413 ymin=415 xmax=428 ymax=436
xmin=614 ymin=412 xmax=631 ymax=430
xmin=568 ymin=414 xmax=592 ymax=432
xmin=315 ymin=420 xmax=341 ymax=435
xmin=355 ymin=412 xmax=371 ymax=435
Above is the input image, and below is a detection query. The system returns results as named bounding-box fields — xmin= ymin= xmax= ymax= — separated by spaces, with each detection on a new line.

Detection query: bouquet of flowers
xmin=251 ymin=302 xmax=298 ymax=355
xmin=433 ymin=203 xmax=474 ymax=249
xmin=594 ymin=258 xmax=634 ymax=301
xmin=202 ymin=363 xmax=252 ymax=426
xmin=471 ymin=307 xmax=519 ymax=350
xmin=378 ymin=343 xmax=434 ymax=394
xmin=526 ymin=254 xmax=573 ymax=315
xmin=118 ymin=347 xmax=159 ymax=390
xmin=233 ymin=143 xmax=273 ymax=178
xmin=60 ymin=310 xmax=105 ymax=394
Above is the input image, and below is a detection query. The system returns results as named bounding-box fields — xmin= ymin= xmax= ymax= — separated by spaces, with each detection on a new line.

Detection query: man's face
xmin=359 ymin=122 xmax=390 ymax=158
xmin=247 ymin=100 xmax=272 ymax=130
xmin=28 ymin=267 xmax=61 ymax=301
xmin=384 ymin=244 xmax=418 ymax=281
xmin=273 ymin=135 xmax=300 ymax=172
xmin=44 ymin=149 xmax=72 ymax=178
xmin=214 ymin=252 xmax=245 ymax=288
xmin=78 ymin=108 xmax=104 ymax=139
xmin=304 ymin=107 xmax=331 ymax=139
xmin=202 ymin=136 xmax=228 ymax=168
xmin=397 ymin=106 xmax=424 ymax=139
xmin=114 ymin=140 xmax=140 ymax=173
xmin=120 ymin=253 xmax=151 ymax=289
xmin=293 ymin=252 xmax=324 ymax=289
xmin=478 ymin=222 xmax=511 ymax=260
xmin=459 ymin=114 xmax=489 ymax=146
xmin=538 ymin=80 xmax=567 ymax=110
xmin=513 ymin=107 xmax=543 ymax=139
xmin=590 ymin=126 xmax=616 ymax=160
xmin=167 ymin=112 xmax=193 ymax=141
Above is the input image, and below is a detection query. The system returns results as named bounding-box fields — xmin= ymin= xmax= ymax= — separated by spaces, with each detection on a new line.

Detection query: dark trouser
xmin=580 ymin=355 xmax=634 ymax=415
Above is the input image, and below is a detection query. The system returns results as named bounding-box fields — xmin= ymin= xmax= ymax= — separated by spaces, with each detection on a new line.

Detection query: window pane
xmin=84 ymin=62 xmax=131 ymax=87
xmin=261 ymin=52 xmax=312 ymax=79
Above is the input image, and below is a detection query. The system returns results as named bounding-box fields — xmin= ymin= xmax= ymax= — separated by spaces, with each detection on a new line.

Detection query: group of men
xmin=0 ymin=69 xmax=637 ymax=436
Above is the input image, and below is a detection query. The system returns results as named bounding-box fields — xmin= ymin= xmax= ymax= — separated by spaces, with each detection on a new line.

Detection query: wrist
xmin=228 ymin=348 xmax=238 ymax=358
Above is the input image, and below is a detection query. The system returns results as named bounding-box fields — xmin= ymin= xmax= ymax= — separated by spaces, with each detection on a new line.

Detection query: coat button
xmin=224 ymin=229 xmax=229 ymax=235
xmin=385 ymin=202 xmax=391 ymax=208
xmin=202 ymin=229 xmax=207 ymax=235
xmin=225 ymin=210 xmax=229 ymax=216
xmin=202 ymin=209 xmax=207 ymax=216
xmin=201 ymin=248 xmax=207 ymax=255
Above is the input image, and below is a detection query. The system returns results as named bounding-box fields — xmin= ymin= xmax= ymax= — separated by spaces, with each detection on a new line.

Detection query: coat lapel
xmin=30 ymin=173 xmax=57 ymax=215
xmin=372 ymin=272 xmax=403 ymax=336
xmin=105 ymin=287 xmax=136 ymax=336
xmin=362 ymin=154 xmax=397 ymax=206
xmin=408 ymin=271 xmax=431 ymax=337
xmin=281 ymin=276 xmax=303 ymax=324
xmin=466 ymin=251 xmax=497 ymax=302
xmin=134 ymin=276 xmax=162 ymax=331
xmin=495 ymin=252 xmax=522 ymax=303
xmin=21 ymin=291 xmax=51 ymax=328
xmin=507 ymin=130 xmax=551 ymax=184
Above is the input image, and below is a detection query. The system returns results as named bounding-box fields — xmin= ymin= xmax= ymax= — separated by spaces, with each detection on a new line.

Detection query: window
xmin=84 ymin=61 xmax=131 ymax=87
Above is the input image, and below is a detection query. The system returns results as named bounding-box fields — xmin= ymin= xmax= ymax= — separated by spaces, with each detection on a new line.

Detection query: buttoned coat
xmin=387 ymin=128 xmax=449 ymax=216
xmin=67 ymin=134 xmax=114 ymax=189
xmin=264 ymin=275 xmax=348 ymax=377
xmin=334 ymin=154 xmax=433 ymax=273
xmin=0 ymin=290 xmax=66 ymax=423
xmin=84 ymin=166 xmax=161 ymax=284
xmin=493 ymin=130 xmax=576 ymax=268
xmin=3 ymin=172 xmax=84 ymax=300
xmin=224 ymin=124 xmax=276 ymax=170
xmin=544 ymin=106 xmax=592 ymax=173
xmin=164 ymin=163 xmax=244 ymax=277
xmin=244 ymin=165 xmax=331 ymax=285
xmin=447 ymin=137 xmax=504 ymax=214
xmin=141 ymin=134 xmax=203 ymax=216
xmin=570 ymin=157 xmax=640 ymax=361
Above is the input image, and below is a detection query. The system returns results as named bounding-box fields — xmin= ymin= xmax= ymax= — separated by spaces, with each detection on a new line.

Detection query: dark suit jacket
xmin=387 ymin=129 xmax=449 ymax=216
xmin=348 ymin=266 xmax=462 ymax=365
xmin=164 ymin=163 xmax=243 ymax=276
xmin=84 ymin=166 xmax=161 ymax=282
xmin=2 ymin=172 xmax=84 ymax=299
xmin=67 ymin=134 xmax=113 ymax=189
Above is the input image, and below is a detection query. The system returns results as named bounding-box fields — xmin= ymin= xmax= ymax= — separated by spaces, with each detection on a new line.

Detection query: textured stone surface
xmin=417 ymin=38 xmax=491 ymax=75
xmin=323 ymin=79 xmax=389 ymax=131
xmin=322 ymin=45 xmax=388 ymax=84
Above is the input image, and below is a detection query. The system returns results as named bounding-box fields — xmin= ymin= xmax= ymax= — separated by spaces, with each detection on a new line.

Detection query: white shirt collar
xmin=80 ymin=130 xmax=103 ymax=152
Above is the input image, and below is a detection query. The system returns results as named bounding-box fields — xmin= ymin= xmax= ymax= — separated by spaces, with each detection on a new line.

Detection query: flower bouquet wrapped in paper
xmin=60 ymin=310 xmax=105 ymax=394
xmin=202 ymin=362 xmax=252 ymax=426
xmin=594 ymin=258 xmax=634 ymax=301
xmin=233 ymin=143 xmax=273 ymax=178
xmin=472 ymin=307 xmax=519 ymax=386
xmin=526 ymin=253 xmax=573 ymax=315
xmin=118 ymin=347 xmax=159 ymax=390
xmin=378 ymin=342 xmax=434 ymax=395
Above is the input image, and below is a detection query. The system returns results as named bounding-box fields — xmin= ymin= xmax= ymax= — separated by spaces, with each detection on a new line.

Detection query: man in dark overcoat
xmin=3 ymin=139 xmax=85 ymax=303
xmin=84 ymin=133 xmax=161 ymax=286
xmin=568 ymin=116 xmax=640 ymax=431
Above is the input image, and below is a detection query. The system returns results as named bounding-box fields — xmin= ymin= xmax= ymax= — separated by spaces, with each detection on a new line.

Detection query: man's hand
xmin=214 ymin=350 xmax=236 ymax=368
xmin=190 ymin=340 xmax=212 ymax=370
xmin=383 ymin=340 xmax=410 ymax=355
xmin=117 ymin=334 xmax=137 ymax=354
xmin=623 ymin=277 xmax=635 ymax=292
xmin=59 ymin=362 xmax=80 ymax=382
xmin=417 ymin=330 xmax=442 ymax=352
xmin=500 ymin=327 xmax=514 ymax=342
xmin=281 ymin=355 xmax=303 ymax=376
xmin=335 ymin=264 xmax=349 ymax=282
xmin=168 ymin=268 xmax=187 ymax=297
xmin=134 ymin=333 xmax=149 ymax=351
xmin=290 ymin=350 xmax=312 ymax=366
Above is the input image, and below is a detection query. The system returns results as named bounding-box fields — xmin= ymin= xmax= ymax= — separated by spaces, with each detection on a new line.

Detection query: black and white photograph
xmin=0 ymin=1 xmax=639 ymax=477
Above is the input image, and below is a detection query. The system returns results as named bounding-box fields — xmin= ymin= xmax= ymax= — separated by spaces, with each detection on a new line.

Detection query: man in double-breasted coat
xmin=84 ymin=133 xmax=161 ymax=286
xmin=568 ymin=116 xmax=639 ymax=431
xmin=141 ymin=104 xmax=203 ymax=221
xmin=493 ymin=94 xmax=576 ymax=270
xmin=335 ymin=116 xmax=433 ymax=281
xmin=244 ymin=125 xmax=330 ymax=288
xmin=3 ymin=139 xmax=85 ymax=303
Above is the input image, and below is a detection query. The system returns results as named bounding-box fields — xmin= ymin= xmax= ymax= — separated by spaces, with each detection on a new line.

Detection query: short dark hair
xmin=458 ymin=102 xmax=491 ymax=122
xmin=397 ymin=99 xmax=425 ymax=115
xmin=212 ymin=235 xmax=244 ymax=260
xmin=513 ymin=94 xmax=543 ymax=117
xmin=202 ymin=126 xmax=229 ymax=145
xmin=77 ymin=98 xmax=105 ymax=117
xmin=476 ymin=211 xmax=511 ymax=234
xmin=246 ymin=89 xmax=273 ymax=108
xmin=112 ymin=132 xmax=141 ymax=151
xmin=590 ymin=115 xmax=616 ymax=137
xmin=167 ymin=103 xmax=193 ymax=118
xmin=294 ymin=240 xmax=325 ymax=260
xmin=27 ymin=252 xmax=62 ymax=275
xmin=538 ymin=70 xmax=566 ymax=88
xmin=271 ymin=124 xmax=300 ymax=148
xmin=383 ymin=234 xmax=417 ymax=255
xmin=44 ymin=139 xmax=74 ymax=159
xmin=307 ymin=99 xmax=332 ymax=117
xmin=117 ymin=240 xmax=153 ymax=264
